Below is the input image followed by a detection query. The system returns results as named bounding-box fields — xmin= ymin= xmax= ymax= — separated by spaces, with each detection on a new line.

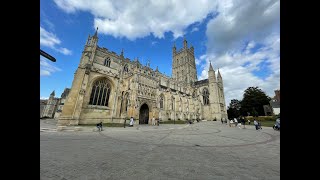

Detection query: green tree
xmin=240 ymin=87 xmax=271 ymax=116
xmin=227 ymin=99 xmax=241 ymax=119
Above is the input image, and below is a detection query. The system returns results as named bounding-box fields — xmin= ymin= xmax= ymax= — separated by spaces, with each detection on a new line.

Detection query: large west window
xmin=89 ymin=79 xmax=111 ymax=106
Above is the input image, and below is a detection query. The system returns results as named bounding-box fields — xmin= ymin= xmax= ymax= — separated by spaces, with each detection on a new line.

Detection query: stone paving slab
xmin=40 ymin=119 xmax=280 ymax=180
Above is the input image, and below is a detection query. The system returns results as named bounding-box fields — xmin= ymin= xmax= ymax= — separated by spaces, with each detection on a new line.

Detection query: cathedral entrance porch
xmin=139 ymin=104 xmax=149 ymax=124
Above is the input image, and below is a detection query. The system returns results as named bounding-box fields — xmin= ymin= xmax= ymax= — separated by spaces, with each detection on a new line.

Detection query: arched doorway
xmin=139 ymin=104 xmax=149 ymax=124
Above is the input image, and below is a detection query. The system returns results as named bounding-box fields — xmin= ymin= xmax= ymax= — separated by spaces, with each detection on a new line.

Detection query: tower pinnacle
xmin=93 ymin=27 xmax=98 ymax=38
xmin=209 ymin=61 xmax=214 ymax=71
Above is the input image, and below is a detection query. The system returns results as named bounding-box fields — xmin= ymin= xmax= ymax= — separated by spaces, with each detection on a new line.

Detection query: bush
xmin=168 ymin=118 xmax=171 ymax=120
xmin=213 ymin=117 xmax=217 ymax=121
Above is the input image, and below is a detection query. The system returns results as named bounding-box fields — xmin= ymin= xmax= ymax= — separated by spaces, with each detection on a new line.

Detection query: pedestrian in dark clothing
xmin=258 ymin=121 xmax=262 ymax=129
xmin=96 ymin=122 xmax=103 ymax=131
xmin=254 ymin=120 xmax=258 ymax=130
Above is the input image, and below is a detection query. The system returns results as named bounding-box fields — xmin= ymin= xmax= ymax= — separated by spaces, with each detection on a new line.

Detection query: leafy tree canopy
xmin=240 ymin=87 xmax=271 ymax=116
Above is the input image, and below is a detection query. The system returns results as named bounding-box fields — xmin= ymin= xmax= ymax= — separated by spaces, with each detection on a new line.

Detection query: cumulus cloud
xmin=40 ymin=57 xmax=62 ymax=76
xmin=58 ymin=47 xmax=72 ymax=55
xmin=193 ymin=0 xmax=280 ymax=106
xmin=198 ymin=33 xmax=280 ymax=106
xmin=54 ymin=0 xmax=217 ymax=40
xmin=191 ymin=27 xmax=199 ymax=33
xmin=206 ymin=0 xmax=279 ymax=55
xmin=40 ymin=26 xmax=72 ymax=55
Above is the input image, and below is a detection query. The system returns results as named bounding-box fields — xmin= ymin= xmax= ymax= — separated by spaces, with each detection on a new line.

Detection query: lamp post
xmin=40 ymin=49 xmax=56 ymax=62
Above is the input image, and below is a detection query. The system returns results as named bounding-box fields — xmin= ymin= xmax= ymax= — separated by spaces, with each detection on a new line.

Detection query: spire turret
xmin=209 ymin=61 xmax=214 ymax=71
xmin=217 ymin=69 xmax=222 ymax=79
xmin=93 ymin=27 xmax=98 ymax=38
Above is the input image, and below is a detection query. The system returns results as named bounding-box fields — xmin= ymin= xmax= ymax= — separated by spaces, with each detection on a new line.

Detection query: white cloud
xmin=206 ymin=0 xmax=279 ymax=55
xmin=40 ymin=97 xmax=49 ymax=100
xmin=151 ymin=41 xmax=158 ymax=46
xmin=197 ymin=33 xmax=280 ymax=106
xmin=40 ymin=27 xmax=61 ymax=48
xmin=40 ymin=57 xmax=62 ymax=76
xmin=54 ymin=0 xmax=218 ymax=40
xmin=40 ymin=26 xmax=72 ymax=55
xmin=193 ymin=0 xmax=280 ymax=106
xmin=58 ymin=47 xmax=72 ymax=55
xmin=191 ymin=27 xmax=199 ymax=33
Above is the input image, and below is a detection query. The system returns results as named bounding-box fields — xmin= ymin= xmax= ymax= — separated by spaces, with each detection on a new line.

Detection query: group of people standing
xmin=151 ymin=116 xmax=160 ymax=126
xmin=224 ymin=117 xmax=263 ymax=130
xmin=226 ymin=116 xmax=247 ymax=128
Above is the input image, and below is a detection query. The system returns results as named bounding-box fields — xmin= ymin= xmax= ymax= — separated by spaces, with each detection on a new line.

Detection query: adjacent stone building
xmin=40 ymin=91 xmax=59 ymax=118
xmin=58 ymin=29 xmax=227 ymax=125
xmin=264 ymin=89 xmax=280 ymax=116
xmin=40 ymin=99 xmax=47 ymax=118
xmin=54 ymin=88 xmax=71 ymax=119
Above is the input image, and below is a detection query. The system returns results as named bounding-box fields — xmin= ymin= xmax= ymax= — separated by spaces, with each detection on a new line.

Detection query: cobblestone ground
xmin=40 ymin=120 xmax=280 ymax=180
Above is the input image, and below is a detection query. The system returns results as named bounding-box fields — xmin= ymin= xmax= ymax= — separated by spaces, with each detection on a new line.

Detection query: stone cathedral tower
xmin=171 ymin=38 xmax=197 ymax=85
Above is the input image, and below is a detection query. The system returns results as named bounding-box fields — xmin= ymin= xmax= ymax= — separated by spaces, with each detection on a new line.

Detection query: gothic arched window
xmin=104 ymin=57 xmax=111 ymax=67
xmin=89 ymin=79 xmax=111 ymax=107
xmin=160 ymin=94 xmax=164 ymax=109
xmin=203 ymin=88 xmax=209 ymax=105
xmin=123 ymin=64 xmax=129 ymax=73
xmin=124 ymin=92 xmax=129 ymax=112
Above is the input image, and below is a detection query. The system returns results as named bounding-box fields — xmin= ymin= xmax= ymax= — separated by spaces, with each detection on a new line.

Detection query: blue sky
xmin=40 ymin=0 xmax=280 ymax=106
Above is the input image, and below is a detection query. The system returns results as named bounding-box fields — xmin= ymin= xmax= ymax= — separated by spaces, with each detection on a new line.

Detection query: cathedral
xmin=58 ymin=29 xmax=227 ymax=126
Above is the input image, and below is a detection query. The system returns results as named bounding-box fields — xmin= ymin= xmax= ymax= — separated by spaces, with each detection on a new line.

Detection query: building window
xmin=124 ymin=92 xmax=129 ymax=112
xmin=123 ymin=64 xmax=129 ymax=73
xmin=104 ymin=57 xmax=111 ymax=67
xmin=203 ymin=88 xmax=209 ymax=105
xmin=89 ymin=79 xmax=111 ymax=107
xmin=160 ymin=94 xmax=164 ymax=109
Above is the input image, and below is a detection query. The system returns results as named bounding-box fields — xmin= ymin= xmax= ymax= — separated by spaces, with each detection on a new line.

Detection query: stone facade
xmin=58 ymin=29 xmax=227 ymax=125
xmin=54 ymin=88 xmax=71 ymax=119
xmin=40 ymin=100 xmax=47 ymax=118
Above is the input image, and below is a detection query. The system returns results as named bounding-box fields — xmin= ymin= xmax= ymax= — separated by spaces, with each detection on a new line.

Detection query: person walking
xmin=254 ymin=119 xmax=258 ymax=130
xmin=248 ymin=119 xmax=251 ymax=125
xmin=242 ymin=116 xmax=246 ymax=129
xmin=152 ymin=116 xmax=155 ymax=126
xmin=258 ymin=121 xmax=262 ymax=129
xmin=234 ymin=118 xmax=238 ymax=127
xmin=96 ymin=122 xmax=103 ymax=131
xmin=129 ymin=117 xmax=134 ymax=127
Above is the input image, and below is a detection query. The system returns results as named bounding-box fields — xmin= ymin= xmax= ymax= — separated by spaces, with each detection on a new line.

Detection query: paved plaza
xmin=40 ymin=119 xmax=280 ymax=180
